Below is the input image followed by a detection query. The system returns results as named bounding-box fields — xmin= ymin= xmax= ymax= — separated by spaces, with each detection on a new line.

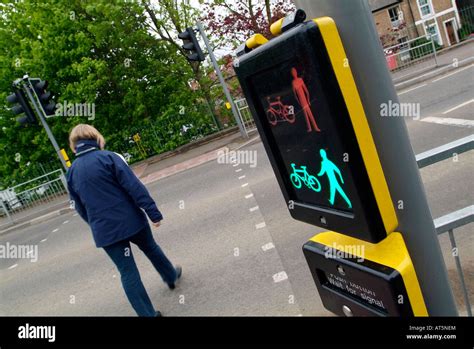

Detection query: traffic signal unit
xmin=234 ymin=14 xmax=427 ymax=316
xmin=6 ymin=87 xmax=37 ymax=126
xmin=178 ymin=27 xmax=205 ymax=62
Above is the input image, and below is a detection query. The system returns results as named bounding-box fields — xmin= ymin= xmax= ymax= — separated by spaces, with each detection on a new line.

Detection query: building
xmin=369 ymin=0 xmax=462 ymax=47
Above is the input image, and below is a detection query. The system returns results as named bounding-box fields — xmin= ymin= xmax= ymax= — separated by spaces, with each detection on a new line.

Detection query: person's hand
xmin=152 ymin=221 xmax=162 ymax=228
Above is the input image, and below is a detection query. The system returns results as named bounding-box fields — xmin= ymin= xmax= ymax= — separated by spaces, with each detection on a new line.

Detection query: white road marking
xmin=421 ymin=116 xmax=474 ymax=127
xmin=261 ymin=242 xmax=275 ymax=251
xmin=273 ymin=271 xmax=288 ymax=283
xmin=235 ymin=168 xmax=242 ymax=173
xmin=442 ymin=99 xmax=474 ymax=115
xmin=40 ymin=238 xmax=47 ymax=243
xmin=62 ymin=220 xmax=69 ymax=224
xmin=52 ymin=228 xmax=59 ymax=233
xmin=26 ymin=250 xmax=34 ymax=256
xmin=8 ymin=264 xmax=18 ymax=270
xmin=398 ymin=83 xmax=427 ymax=96
xmin=249 ymin=206 xmax=259 ymax=212
xmin=73 ymin=213 xmax=78 ymax=217
xmin=232 ymin=163 xmax=239 ymax=167
xmin=238 ymin=175 xmax=246 ymax=180
xmin=241 ymin=183 xmax=249 ymax=188
xmin=245 ymin=194 xmax=254 ymax=199
xmin=431 ymin=64 xmax=474 ymax=83
xmin=255 ymin=222 xmax=266 ymax=229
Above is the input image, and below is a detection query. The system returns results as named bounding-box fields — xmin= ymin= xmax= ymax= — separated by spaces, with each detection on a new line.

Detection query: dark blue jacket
xmin=66 ymin=139 xmax=163 ymax=247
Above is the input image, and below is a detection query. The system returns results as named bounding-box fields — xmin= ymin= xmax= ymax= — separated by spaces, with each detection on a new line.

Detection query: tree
xmin=200 ymin=0 xmax=295 ymax=48
xmin=0 ymin=0 xmax=215 ymax=187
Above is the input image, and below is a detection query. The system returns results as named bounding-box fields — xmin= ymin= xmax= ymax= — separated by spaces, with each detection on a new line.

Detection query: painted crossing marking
xmin=273 ymin=271 xmax=288 ymax=283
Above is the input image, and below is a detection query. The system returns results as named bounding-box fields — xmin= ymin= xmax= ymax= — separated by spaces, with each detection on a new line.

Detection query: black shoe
xmin=168 ymin=265 xmax=182 ymax=290
xmin=155 ymin=310 xmax=162 ymax=317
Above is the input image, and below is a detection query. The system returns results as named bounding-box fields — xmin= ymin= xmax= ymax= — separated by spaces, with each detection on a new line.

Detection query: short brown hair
xmin=69 ymin=124 xmax=105 ymax=152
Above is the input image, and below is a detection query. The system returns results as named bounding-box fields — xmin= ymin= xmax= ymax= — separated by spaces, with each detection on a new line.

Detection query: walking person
xmin=66 ymin=124 xmax=182 ymax=317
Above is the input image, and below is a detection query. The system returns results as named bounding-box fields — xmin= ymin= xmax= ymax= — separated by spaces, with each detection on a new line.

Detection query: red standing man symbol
xmin=291 ymin=67 xmax=321 ymax=132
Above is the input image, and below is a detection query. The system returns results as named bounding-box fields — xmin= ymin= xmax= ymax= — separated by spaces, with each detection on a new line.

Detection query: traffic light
xmin=31 ymin=79 xmax=56 ymax=116
xmin=178 ymin=27 xmax=205 ymax=62
xmin=6 ymin=89 xmax=37 ymax=126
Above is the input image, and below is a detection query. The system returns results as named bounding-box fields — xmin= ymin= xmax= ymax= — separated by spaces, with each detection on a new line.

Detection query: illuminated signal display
xmin=235 ymin=19 xmax=396 ymax=242
xmin=250 ymin=61 xmax=354 ymax=213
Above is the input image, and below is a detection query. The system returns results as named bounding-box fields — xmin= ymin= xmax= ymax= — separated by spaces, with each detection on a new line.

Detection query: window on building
xmin=388 ymin=6 xmax=404 ymax=27
xmin=418 ymin=0 xmax=432 ymax=17
xmin=425 ymin=23 xmax=440 ymax=45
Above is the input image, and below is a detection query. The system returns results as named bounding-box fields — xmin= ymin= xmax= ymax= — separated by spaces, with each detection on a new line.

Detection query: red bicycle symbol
xmin=265 ymin=96 xmax=296 ymax=126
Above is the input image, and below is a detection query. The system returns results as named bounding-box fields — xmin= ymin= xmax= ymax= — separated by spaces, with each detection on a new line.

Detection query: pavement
xmin=0 ymin=45 xmax=473 ymax=316
xmin=392 ymin=39 xmax=474 ymax=90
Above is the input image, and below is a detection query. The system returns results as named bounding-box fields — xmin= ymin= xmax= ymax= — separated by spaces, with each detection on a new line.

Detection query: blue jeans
xmin=103 ymin=224 xmax=177 ymax=317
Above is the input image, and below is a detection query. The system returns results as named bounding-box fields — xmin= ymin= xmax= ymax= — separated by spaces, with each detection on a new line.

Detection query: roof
xmin=368 ymin=0 xmax=402 ymax=12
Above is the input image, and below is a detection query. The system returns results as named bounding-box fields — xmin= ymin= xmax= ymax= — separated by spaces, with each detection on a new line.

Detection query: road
xmin=1 ymin=64 xmax=472 ymax=316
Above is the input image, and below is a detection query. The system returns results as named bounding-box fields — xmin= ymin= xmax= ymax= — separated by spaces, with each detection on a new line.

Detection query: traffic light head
xmin=31 ymin=79 xmax=56 ymax=116
xmin=178 ymin=27 xmax=205 ymax=62
xmin=6 ymin=89 xmax=37 ymax=126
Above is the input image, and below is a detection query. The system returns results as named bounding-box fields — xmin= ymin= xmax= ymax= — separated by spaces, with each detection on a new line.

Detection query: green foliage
xmin=409 ymin=37 xmax=441 ymax=60
xmin=0 ymin=0 xmax=215 ymax=187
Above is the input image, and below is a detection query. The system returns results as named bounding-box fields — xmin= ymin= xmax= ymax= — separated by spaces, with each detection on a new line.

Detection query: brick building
xmin=369 ymin=0 xmax=462 ymax=47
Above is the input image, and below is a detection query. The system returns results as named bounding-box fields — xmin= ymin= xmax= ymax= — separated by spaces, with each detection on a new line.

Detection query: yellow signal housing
xmin=314 ymin=17 xmax=398 ymax=235
xmin=307 ymin=231 xmax=428 ymax=316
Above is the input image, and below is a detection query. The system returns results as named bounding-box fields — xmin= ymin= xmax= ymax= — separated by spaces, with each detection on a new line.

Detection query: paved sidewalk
xmin=392 ymin=39 xmax=474 ymax=89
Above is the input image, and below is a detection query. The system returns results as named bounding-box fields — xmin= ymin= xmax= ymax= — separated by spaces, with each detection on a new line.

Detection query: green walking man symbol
xmin=317 ymin=149 xmax=352 ymax=209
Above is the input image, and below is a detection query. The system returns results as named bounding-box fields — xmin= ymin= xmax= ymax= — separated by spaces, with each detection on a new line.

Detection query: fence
xmin=0 ymin=169 xmax=69 ymax=229
xmin=384 ymin=35 xmax=440 ymax=72
xmin=416 ymin=135 xmax=474 ymax=316
xmin=235 ymin=98 xmax=257 ymax=136
xmin=381 ymin=6 xmax=474 ymax=72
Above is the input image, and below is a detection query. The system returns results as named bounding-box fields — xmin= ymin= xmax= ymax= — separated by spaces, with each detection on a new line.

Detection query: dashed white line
xmin=232 ymin=163 xmax=239 ymax=167
xmin=52 ymin=228 xmax=59 ymax=233
xmin=273 ymin=271 xmax=288 ymax=283
xmin=261 ymin=242 xmax=275 ymax=251
xmin=442 ymin=99 xmax=474 ymax=114
xmin=241 ymin=183 xmax=249 ymax=188
xmin=398 ymin=83 xmax=427 ymax=96
xmin=245 ymin=194 xmax=254 ymax=199
xmin=255 ymin=222 xmax=266 ymax=229
xmin=62 ymin=220 xmax=69 ymax=224
xmin=421 ymin=116 xmax=474 ymax=127
xmin=249 ymin=206 xmax=259 ymax=212
xmin=235 ymin=168 xmax=242 ymax=173
xmin=8 ymin=264 xmax=18 ymax=270
xmin=432 ymin=64 xmax=474 ymax=83
xmin=40 ymin=238 xmax=47 ymax=243
xmin=73 ymin=213 xmax=78 ymax=217
xmin=238 ymin=175 xmax=246 ymax=180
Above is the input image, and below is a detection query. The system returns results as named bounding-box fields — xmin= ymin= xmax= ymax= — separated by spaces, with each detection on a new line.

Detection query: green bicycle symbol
xmin=290 ymin=163 xmax=321 ymax=192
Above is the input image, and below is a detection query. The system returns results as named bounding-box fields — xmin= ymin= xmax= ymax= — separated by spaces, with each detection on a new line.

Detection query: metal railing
xmin=416 ymin=137 xmax=474 ymax=316
xmin=235 ymin=98 xmax=257 ymax=136
xmin=384 ymin=35 xmax=439 ymax=72
xmin=0 ymin=169 xmax=69 ymax=229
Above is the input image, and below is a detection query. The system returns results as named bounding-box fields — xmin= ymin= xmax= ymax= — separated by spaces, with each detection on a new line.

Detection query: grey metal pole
xmin=23 ymin=81 xmax=68 ymax=171
xmin=431 ymin=37 xmax=439 ymax=67
xmin=293 ymin=0 xmax=458 ymax=315
xmin=196 ymin=22 xmax=247 ymax=138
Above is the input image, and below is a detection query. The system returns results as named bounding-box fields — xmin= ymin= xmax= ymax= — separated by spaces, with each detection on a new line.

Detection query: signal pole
xmin=293 ymin=0 xmax=457 ymax=315
xmin=196 ymin=22 xmax=247 ymax=138
xmin=21 ymin=78 xmax=68 ymax=171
